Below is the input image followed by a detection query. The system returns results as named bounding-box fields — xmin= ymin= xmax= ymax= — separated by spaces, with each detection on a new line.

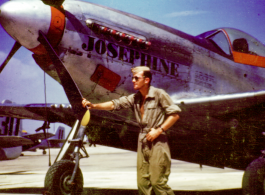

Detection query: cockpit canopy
xmin=197 ymin=28 xmax=265 ymax=67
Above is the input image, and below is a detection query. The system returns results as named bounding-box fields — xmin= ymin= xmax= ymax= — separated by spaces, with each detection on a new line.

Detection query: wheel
xmin=242 ymin=157 xmax=265 ymax=195
xmin=43 ymin=150 xmax=47 ymax=155
xmin=44 ymin=160 xmax=83 ymax=195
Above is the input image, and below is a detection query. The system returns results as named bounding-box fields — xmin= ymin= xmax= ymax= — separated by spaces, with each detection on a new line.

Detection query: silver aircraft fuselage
xmin=1 ymin=0 xmax=265 ymax=170
xmin=1 ymin=0 xmax=265 ymax=104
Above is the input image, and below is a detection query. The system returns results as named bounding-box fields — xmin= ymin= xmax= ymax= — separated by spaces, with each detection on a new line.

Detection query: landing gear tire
xmin=242 ymin=157 xmax=265 ymax=195
xmin=44 ymin=160 xmax=83 ymax=195
xmin=43 ymin=150 xmax=47 ymax=155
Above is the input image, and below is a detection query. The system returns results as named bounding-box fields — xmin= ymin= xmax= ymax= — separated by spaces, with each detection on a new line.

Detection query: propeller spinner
xmin=0 ymin=1 xmax=50 ymax=73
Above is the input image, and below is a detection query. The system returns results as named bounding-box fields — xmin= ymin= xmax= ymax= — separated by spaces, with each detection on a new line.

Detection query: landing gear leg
xmin=44 ymin=111 xmax=90 ymax=195
xmin=38 ymin=30 xmax=91 ymax=194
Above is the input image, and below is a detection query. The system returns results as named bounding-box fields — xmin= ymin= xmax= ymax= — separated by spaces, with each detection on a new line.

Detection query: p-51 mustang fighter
xmin=0 ymin=99 xmax=66 ymax=160
xmin=25 ymin=125 xmax=66 ymax=155
xmin=1 ymin=0 xmax=265 ymax=194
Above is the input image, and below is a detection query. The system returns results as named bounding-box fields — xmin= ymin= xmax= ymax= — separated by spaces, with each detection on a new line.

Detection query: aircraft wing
xmin=48 ymin=139 xmax=66 ymax=145
xmin=167 ymin=90 xmax=265 ymax=169
xmin=23 ymin=132 xmax=55 ymax=141
xmin=175 ymin=90 xmax=265 ymax=117
xmin=26 ymin=139 xmax=66 ymax=151
xmin=0 ymin=136 xmax=34 ymax=148
xmin=0 ymin=102 xmax=76 ymax=127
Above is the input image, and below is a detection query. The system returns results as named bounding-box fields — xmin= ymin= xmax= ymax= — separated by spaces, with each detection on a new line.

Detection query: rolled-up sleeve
xmin=112 ymin=94 xmax=135 ymax=111
xmin=159 ymin=90 xmax=181 ymax=115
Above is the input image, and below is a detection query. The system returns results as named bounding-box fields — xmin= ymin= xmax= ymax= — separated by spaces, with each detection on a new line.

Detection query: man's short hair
xmin=131 ymin=66 xmax=150 ymax=74
xmin=131 ymin=66 xmax=152 ymax=85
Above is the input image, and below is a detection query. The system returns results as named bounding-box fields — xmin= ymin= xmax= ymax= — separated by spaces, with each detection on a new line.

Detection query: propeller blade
xmin=0 ymin=41 xmax=21 ymax=73
xmin=37 ymin=30 xmax=86 ymax=120
xmin=42 ymin=0 xmax=64 ymax=7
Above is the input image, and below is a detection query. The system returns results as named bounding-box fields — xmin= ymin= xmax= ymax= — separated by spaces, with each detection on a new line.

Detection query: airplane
xmin=0 ymin=100 xmax=34 ymax=160
xmin=0 ymin=0 xmax=265 ymax=194
xmin=26 ymin=125 xmax=66 ymax=154
xmin=0 ymin=99 xmax=68 ymax=159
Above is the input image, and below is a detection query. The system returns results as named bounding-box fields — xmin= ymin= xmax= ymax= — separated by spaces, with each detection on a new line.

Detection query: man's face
xmin=132 ymin=71 xmax=148 ymax=90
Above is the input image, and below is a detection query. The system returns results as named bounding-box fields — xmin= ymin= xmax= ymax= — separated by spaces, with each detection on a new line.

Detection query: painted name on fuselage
xmin=81 ymin=36 xmax=186 ymax=78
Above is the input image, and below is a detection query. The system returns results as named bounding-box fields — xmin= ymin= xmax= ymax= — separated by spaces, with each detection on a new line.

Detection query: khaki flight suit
xmin=112 ymin=86 xmax=181 ymax=195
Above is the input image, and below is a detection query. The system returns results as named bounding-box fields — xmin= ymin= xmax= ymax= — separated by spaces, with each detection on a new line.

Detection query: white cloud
xmin=164 ymin=11 xmax=209 ymax=18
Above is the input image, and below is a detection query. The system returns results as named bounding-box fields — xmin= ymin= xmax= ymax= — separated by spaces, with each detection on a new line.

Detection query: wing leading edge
xmin=0 ymin=102 xmax=76 ymax=127
xmin=175 ymin=90 xmax=265 ymax=116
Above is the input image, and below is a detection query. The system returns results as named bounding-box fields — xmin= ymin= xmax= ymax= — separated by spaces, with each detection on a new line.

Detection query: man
xmin=82 ymin=66 xmax=181 ymax=195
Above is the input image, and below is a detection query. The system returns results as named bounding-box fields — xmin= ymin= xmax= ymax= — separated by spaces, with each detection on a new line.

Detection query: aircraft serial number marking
xmin=195 ymin=71 xmax=216 ymax=90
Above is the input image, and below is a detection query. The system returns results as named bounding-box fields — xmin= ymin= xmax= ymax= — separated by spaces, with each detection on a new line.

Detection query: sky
xmin=0 ymin=0 xmax=265 ymax=134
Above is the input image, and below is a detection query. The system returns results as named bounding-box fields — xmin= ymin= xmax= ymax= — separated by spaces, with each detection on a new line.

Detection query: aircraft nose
xmin=0 ymin=1 xmax=52 ymax=51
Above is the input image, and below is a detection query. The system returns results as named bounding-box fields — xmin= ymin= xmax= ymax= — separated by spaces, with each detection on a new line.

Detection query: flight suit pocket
xmin=147 ymin=100 xmax=158 ymax=109
xmin=145 ymin=100 xmax=161 ymax=123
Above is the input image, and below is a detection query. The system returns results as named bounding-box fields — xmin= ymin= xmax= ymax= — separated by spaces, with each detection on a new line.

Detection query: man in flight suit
xmin=82 ymin=66 xmax=181 ymax=195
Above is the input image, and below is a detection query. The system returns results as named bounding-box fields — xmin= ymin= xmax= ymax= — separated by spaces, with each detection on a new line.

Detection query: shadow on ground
xmin=0 ymin=188 xmax=242 ymax=194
